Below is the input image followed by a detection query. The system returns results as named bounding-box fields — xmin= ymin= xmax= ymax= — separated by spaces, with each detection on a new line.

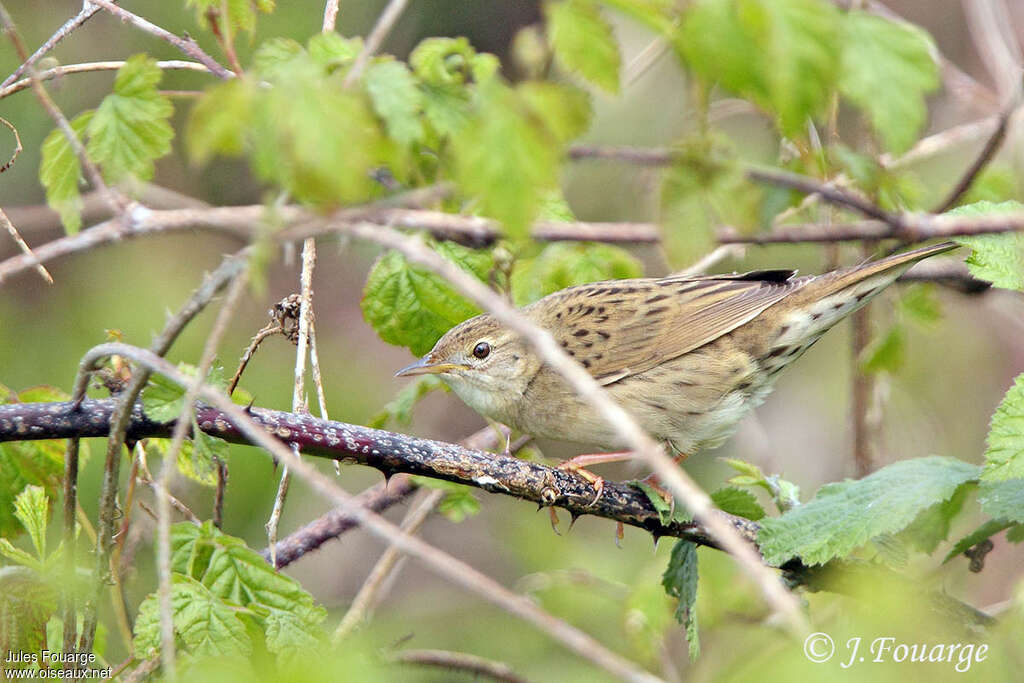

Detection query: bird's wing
xmin=528 ymin=271 xmax=809 ymax=384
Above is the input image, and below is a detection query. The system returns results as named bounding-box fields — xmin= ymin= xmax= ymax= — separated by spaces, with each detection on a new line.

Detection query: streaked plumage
xmin=396 ymin=242 xmax=957 ymax=455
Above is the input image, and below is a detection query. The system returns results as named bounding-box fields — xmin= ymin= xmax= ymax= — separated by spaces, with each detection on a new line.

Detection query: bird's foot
xmin=555 ymin=451 xmax=636 ymax=507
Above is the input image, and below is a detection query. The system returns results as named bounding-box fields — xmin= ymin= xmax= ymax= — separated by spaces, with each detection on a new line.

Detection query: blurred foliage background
xmin=2 ymin=1 xmax=1024 ymax=681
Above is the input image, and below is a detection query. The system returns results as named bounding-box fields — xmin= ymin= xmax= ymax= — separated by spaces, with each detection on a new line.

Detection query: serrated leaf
xmin=979 ymin=478 xmax=1024 ymax=524
xmin=679 ymin=0 xmax=841 ymax=137
xmin=13 ymin=485 xmax=49 ymax=560
xmin=86 ymin=55 xmax=174 ymax=183
xmin=0 ymin=539 xmax=41 ymax=571
xmin=187 ymin=0 xmax=275 ymax=35
xmin=186 ymin=419 xmax=227 ymax=486
xmin=980 ymin=374 xmax=1024 ymax=482
xmin=134 ymin=574 xmax=253 ymax=659
xmin=517 ymin=81 xmax=593 ymax=143
xmin=142 ymin=373 xmax=187 ymax=422
xmin=308 ymin=33 xmax=361 ymax=72
xmin=859 ymin=324 xmax=905 ymax=375
xmin=410 ymin=37 xmax=479 ymax=85
xmin=710 ymin=486 xmax=765 ymax=521
xmin=839 ymin=11 xmax=939 ymax=154
xmin=39 ymin=111 xmax=94 ymax=234
xmin=511 ymin=242 xmax=642 ymax=306
xmin=545 ymin=0 xmax=621 ymax=93
xmin=364 ymin=60 xmax=424 ymax=146
xmin=263 ymin=604 xmax=326 ymax=658
xmin=252 ymin=37 xmax=306 ymax=78
xmin=758 ymin=456 xmax=980 ymax=565
xmin=451 ymin=81 xmax=560 ymax=238
xmin=898 ymin=482 xmax=970 ymax=554
xmin=361 ymin=240 xmax=492 ymax=356
xmin=0 ymin=567 xmax=58 ymax=659
xmin=632 ymin=480 xmax=677 ymax=525
xmin=949 ymin=201 xmax=1024 ymax=292
xmin=187 ymin=78 xmax=254 ymax=163
xmin=661 ymin=540 xmax=699 ymax=661
xmin=943 ymin=518 xmax=1013 ymax=564
xmin=420 ymin=82 xmax=471 ymax=138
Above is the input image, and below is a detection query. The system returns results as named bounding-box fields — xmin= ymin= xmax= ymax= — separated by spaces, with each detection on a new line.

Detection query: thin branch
xmin=0 ymin=1 xmax=123 ymax=215
xmin=339 ymin=223 xmax=808 ymax=633
xmin=882 ymin=115 xmax=1002 ymax=169
xmin=0 ymin=2 xmax=103 ymax=88
xmin=568 ymin=145 xmax=677 ymax=166
xmin=71 ymin=251 xmax=250 ymax=656
xmin=744 ymin=167 xmax=902 ymax=227
xmin=933 ymin=95 xmax=1020 ymax=213
xmin=342 ymin=0 xmax=411 ymax=88
xmin=322 ymin=0 xmax=341 ymax=33
xmin=0 ymin=207 xmax=51 ymax=284
xmin=389 ymin=649 xmax=532 ymax=683
xmin=151 ymin=268 xmax=250 ymax=682
xmin=716 ymin=212 xmax=1024 ymax=243
xmin=61 ymin=344 xmax=662 ymax=683
xmin=87 ymin=0 xmax=232 ymax=80
xmin=850 ymin=245 xmax=875 ymax=478
xmin=333 ymin=488 xmax=445 ymax=641
xmin=1 ymin=60 xmax=225 ymax=100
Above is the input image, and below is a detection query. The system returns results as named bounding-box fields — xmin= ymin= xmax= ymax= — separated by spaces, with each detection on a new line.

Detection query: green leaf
xmin=710 ymin=486 xmax=765 ymax=521
xmin=943 ymin=518 xmax=1013 ymax=564
xmin=134 ymin=574 xmax=253 ymax=659
xmin=517 ymin=81 xmax=593 ymax=143
xmin=758 ymin=456 xmax=980 ymax=565
xmin=0 ymin=538 xmax=41 ymax=571
xmin=898 ymin=283 xmax=942 ymax=325
xmin=979 ymin=478 xmax=1024 ymax=524
xmin=511 ymin=242 xmax=643 ymax=306
xmin=437 ymin=487 xmax=481 ymax=522
xmin=252 ymin=37 xmax=306 ymax=79
xmin=838 ymin=11 xmax=939 ymax=154
xmin=980 ymin=374 xmax=1024 ymax=482
xmin=187 ymin=78 xmax=254 ymax=163
xmin=545 ymin=0 xmax=621 ymax=93
xmin=86 ymin=55 xmax=174 ymax=183
xmin=308 ymin=33 xmax=361 ymax=72
xmin=451 ymin=81 xmax=561 ymax=238
xmin=364 ymin=60 xmax=425 ymax=147
xmin=679 ymin=0 xmax=841 ymax=136
xmin=361 ymin=239 xmax=492 ymax=356
xmin=859 ymin=324 xmax=905 ymax=375
xmin=420 ymin=82 xmax=471 ymax=138
xmin=722 ymin=458 xmax=801 ymax=512
xmin=661 ymin=540 xmax=699 ymax=661
xmin=187 ymin=0 xmax=275 ymax=34
xmin=13 ymin=485 xmax=49 ymax=560
xmin=0 ymin=567 xmax=58 ymax=660
xmin=39 ymin=111 xmax=94 ymax=234
xmin=949 ymin=200 xmax=1024 ymax=292
xmin=631 ymin=480 xmax=676 ymax=525
xmin=410 ymin=37 xmax=480 ymax=86
xmin=142 ymin=373 xmax=187 ymax=422
xmin=369 ymin=375 xmax=444 ymax=429
xmin=898 ymin=482 xmax=970 ymax=554
xmin=960 ymin=166 xmax=1019 ymax=207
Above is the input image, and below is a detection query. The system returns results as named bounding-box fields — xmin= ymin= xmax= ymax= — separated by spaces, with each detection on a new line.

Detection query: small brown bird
xmin=396 ymin=242 xmax=957 ymax=481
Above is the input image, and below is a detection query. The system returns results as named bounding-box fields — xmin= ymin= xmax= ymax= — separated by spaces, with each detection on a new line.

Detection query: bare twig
xmin=0 ymin=207 xmax=51 ymax=284
xmin=850 ymin=244 xmax=875 ymax=477
xmin=343 ymin=0 xmax=411 ymax=88
xmin=333 ymin=488 xmax=445 ymax=641
xmin=151 ymin=269 xmax=250 ymax=682
xmin=0 ymin=2 xmax=103 ymax=88
xmin=0 ymin=1 xmax=123 ymax=215
xmin=389 ymin=649 xmax=532 ymax=683
xmin=745 ymin=167 xmax=902 ymax=227
xmin=1 ymin=60 xmax=225 ymax=100
xmin=322 ymin=0 xmax=341 ymax=33
xmin=87 ymin=0 xmax=232 ymax=80
xmin=933 ymin=95 xmax=1021 ymax=213
xmin=569 ymin=145 xmax=677 ymax=166
xmin=341 ymin=222 xmax=808 ymax=634
xmin=64 ymin=344 xmax=662 ymax=683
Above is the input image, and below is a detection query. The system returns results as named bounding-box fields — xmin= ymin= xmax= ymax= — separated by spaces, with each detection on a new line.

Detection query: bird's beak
xmin=394 ymin=355 xmax=467 ymax=377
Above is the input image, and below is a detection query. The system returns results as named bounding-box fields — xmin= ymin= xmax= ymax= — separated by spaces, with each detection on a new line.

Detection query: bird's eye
xmin=472 ymin=341 xmax=490 ymax=359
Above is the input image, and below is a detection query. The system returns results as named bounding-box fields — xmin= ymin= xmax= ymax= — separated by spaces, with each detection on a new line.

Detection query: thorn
xmin=651 ymin=533 xmax=662 ymax=551
xmin=568 ymin=510 xmax=582 ymax=532
xmin=536 ymin=503 xmax=546 ymax=513
xmin=548 ymin=507 xmax=562 ymax=535
xmin=244 ymin=398 xmax=256 ymax=413
xmin=614 ymin=521 xmax=624 ymax=548
xmin=381 ymin=468 xmax=394 ymax=484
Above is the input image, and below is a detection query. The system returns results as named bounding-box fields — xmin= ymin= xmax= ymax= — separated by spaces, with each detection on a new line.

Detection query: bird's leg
xmin=556 ymin=451 xmax=637 ymax=507
xmin=639 ymin=451 xmax=691 ymax=516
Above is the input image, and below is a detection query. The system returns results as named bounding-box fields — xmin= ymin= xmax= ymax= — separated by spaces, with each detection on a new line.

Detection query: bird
xmin=395 ymin=241 xmax=958 ymax=495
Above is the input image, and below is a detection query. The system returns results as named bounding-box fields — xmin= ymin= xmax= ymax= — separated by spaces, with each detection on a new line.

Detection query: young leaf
xmin=13 ymin=486 xmax=49 ymax=560
xmin=979 ymin=479 xmax=1024 ymax=524
xmin=758 ymin=456 xmax=980 ymax=565
xmin=979 ymin=373 xmax=1024 ymax=483
xmin=451 ymin=81 xmax=560 ymax=238
xmin=949 ymin=200 xmax=1024 ymax=292
xmin=142 ymin=373 xmax=187 ymax=422
xmin=308 ymin=33 xmax=362 ymax=71
xmin=517 ymin=81 xmax=593 ymax=143
xmin=187 ymin=0 xmax=275 ymax=35
xmin=361 ymin=239 xmax=492 ymax=356
xmin=838 ymin=11 xmax=939 ymax=154
xmin=187 ymin=78 xmax=255 ymax=163
xmin=134 ymin=574 xmax=253 ymax=659
xmin=679 ymin=0 xmax=841 ymax=137
xmin=86 ymin=55 xmax=174 ymax=183
xmin=544 ymin=0 xmax=622 ymax=93
xmin=364 ymin=60 xmax=425 ymax=147
xmin=511 ymin=242 xmax=643 ymax=306
xmin=632 ymin=480 xmax=676 ymax=525
xmin=661 ymin=540 xmax=700 ymax=661
xmin=410 ymin=37 xmax=480 ymax=86
xmin=369 ymin=375 xmax=444 ymax=429
xmin=39 ymin=112 xmax=94 ymax=234
xmin=859 ymin=324 xmax=905 ymax=375
xmin=0 ymin=566 xmax=58 ymax=658
xmin=710 ymin=486 xmax=765 ymax=521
